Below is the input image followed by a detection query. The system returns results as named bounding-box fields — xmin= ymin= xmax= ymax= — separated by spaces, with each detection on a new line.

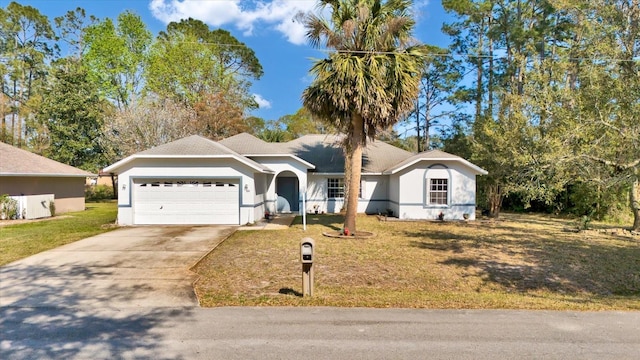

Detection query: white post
xmin=302 ymin=187 xmax=307 ymax=231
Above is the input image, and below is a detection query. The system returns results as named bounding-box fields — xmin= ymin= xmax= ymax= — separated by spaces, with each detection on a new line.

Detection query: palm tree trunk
xmin=344 ymin=113 xmax=364 ymax=234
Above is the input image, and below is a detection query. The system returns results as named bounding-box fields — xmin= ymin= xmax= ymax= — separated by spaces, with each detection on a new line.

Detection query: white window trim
xmin=428 ymin=178 xmax=449 ymax=206
xmin=327 ymin=178 xmax=344 ymax=199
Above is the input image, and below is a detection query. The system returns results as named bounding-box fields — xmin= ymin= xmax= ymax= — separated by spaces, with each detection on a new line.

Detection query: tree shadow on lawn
xmin=439 ymin=240 xmax=640 ymax=296
xmin=404 ymin=221 xmax=640 ymax=296
xmin=0 ymin=263 xmax=192 ymax=359
xmin=292 ymin=214 xmax=344 ymax=232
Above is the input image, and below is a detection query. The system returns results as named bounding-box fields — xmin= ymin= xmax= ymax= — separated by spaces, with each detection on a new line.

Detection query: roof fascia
xmin=244 ymin=154 xmax=316 ymax=169
xmin=103 ymin=154 xmax=274 ymax=174
xmin=384 ymin=158 xmax=488 ymax=175
xmin=1 ymin=173 xmax=95 ymax=178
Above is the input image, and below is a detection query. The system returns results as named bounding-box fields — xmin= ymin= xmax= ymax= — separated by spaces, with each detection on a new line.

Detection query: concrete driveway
xmin=0 ymin=226 xmax=235 ymax=309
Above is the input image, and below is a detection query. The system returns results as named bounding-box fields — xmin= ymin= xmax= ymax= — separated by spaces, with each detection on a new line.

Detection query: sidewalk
xmin=238 ymin=213 xmax=296 ymax=230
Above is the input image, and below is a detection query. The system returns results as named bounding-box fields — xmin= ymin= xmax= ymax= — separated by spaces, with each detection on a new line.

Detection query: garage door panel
xmin=133 ymin=179 xmax=239 ymax=225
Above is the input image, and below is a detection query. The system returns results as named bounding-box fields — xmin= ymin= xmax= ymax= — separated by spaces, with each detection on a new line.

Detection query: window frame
xmin=428 ymin=178 xmax=449 ymax=206
xmin=327 ymin=178 xmax=344 ymax=199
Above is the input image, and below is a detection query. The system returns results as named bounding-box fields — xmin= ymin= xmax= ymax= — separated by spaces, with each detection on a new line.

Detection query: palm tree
xmin=301 ymin=0 xmax=426 ymax=233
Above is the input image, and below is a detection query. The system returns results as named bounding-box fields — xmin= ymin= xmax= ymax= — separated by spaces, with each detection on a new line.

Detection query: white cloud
xmin=253 ymin=93 xmax=272 ymax=109
xmin=149 ymin=0 xmax=316 ymax=45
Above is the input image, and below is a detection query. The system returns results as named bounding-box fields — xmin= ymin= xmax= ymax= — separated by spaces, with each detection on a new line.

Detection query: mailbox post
xmin=300 ymin=238 xmax=315 ymax=297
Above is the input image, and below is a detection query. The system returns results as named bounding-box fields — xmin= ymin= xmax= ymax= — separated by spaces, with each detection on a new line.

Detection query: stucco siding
xmin=395 ymin=162 xmax=478 ymax=220
xmin=253 ymin=157 xmax=309 ymax=215
xmin=0 ymin=176 xmax=86 ymax=214
xmin=253 ymin=172 xmax=269 ymax=221
xmin=305 ymin=174 xmax=389 ymax=214
xmin=115 ymin=158 xmax=257 ymax=225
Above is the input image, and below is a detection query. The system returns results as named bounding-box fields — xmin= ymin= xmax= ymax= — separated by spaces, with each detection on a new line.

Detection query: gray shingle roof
xmin=219 ymin=133 xmax=289 ymax=154
xmin=105 ymin=135 xmax=273 ymax=173
xmin=138 ymin=135 xmax=239 ymax=156
xmin=104 ymin=133 xmax=486 ymax=175
xmin=384 ymin=149 xmax=488 ymax=175
xmin=0 ymin=141 xmax=93 ymax=177
xmin=284 ymin=134 xmax=414 ymax=173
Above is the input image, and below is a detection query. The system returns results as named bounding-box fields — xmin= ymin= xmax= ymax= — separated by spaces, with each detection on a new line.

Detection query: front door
xmin=276 ymin=177 xmax=299 ymax=213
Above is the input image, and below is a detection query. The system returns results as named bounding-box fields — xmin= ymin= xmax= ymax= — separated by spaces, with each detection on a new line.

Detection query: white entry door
xmin=133 ymin=179 xmax=239 ymax=225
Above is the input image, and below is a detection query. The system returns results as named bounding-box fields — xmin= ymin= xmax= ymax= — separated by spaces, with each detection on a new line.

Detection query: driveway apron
xmin=0 ymin=226 xmax=235 ymax=309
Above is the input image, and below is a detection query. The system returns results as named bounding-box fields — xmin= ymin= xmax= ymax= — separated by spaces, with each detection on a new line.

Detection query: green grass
xmin=0 ymin=202 xmax=117 ymax=266
xmin=193 ymin=213 xmax=640 ymax=310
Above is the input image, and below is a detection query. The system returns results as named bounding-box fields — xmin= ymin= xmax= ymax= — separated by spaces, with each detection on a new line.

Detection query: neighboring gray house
xmin=0 ymin=142 xmax=92 ymax=216
xmin=104 ymin=133 xmax=487 ymax=225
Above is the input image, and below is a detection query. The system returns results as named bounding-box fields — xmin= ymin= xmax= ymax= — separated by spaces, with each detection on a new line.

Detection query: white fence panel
xmin=11 ymin=194 xmax=55 ymax=219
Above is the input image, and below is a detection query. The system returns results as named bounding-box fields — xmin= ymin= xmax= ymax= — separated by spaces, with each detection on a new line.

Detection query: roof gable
xmin=104 ymin=135 xmax=272 ymax=173
xmin=384 ymin=149 xmax=488 ymax=175
xmin=0 ymin=142 xmax=93 ymax=177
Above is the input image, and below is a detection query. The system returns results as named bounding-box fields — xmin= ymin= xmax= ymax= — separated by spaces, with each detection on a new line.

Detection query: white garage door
xmin=133 ymin=179 xmax=239 ymax=225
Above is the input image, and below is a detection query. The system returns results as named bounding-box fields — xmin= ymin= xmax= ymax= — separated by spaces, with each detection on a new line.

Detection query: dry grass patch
xmin=193 ymin=213 xmax=640 ymax=310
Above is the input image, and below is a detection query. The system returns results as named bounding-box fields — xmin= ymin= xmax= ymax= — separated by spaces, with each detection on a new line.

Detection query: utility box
xmin=300 ymin=238 xmax=314 ymax=263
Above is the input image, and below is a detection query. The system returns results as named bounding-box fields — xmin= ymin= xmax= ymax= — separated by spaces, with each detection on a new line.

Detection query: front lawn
xmin=193 ymin=213 xmax=640 ymax=310
xmin=0 ymin=202 xmax=117 ymax=266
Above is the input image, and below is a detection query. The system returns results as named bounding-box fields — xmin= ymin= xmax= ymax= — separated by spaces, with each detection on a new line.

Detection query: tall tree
xmin=0 ymin=1 xmax=55 ymax=146
xmin=54 ymin=7 xmax=96 ymax=60
xmin=302 ymin=0 xmax=426 ymax=233
xmin=277 ymin=107 xmax=333 ymax=140
xmin=83 ymin=11 xmax=151 ymax=110
xmin=445 ymin=0 xmax=571 ymax=217
xmin=409 ymin=46 xmax=466 ymax=151
xmin=146 ymin=18 xmax=262 ymax=110
xmin=104 ymin=97 xmax=196 ymax=157
xmin=37 ymin=60 xmax=111 ymax=172
xmin=559 ymin=0 xmax=640 ymax=229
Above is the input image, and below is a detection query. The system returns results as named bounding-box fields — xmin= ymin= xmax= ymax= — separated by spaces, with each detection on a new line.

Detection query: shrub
xmin=85 ymin=185 xmax=114 ymax=202
xmin=0 ymin=194 xmax=18 ymax=220
xmin=49 ymin=200 xmax=56 ymax=217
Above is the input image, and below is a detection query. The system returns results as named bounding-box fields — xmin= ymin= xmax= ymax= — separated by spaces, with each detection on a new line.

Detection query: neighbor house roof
xmin=0 ymin=141 xmax=93 ymax=177
xmin=104 ymin=135 xmax=273 ymax=174
xmin=383 ymin=149 xmax=489 ymax=175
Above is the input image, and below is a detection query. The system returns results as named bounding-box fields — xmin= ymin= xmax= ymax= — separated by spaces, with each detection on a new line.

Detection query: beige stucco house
xmin=0 ymin=141 xmax=92 ymax=215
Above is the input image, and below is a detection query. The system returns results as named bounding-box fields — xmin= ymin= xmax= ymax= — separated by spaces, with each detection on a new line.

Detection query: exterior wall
xmin=388 ymin=174 xmax=400 ymax=217
xmin=250 ymin=157 xmax=309 ymax=215
xmin=0 ymin=176 xmax=86 ymax=214
xmin=115 ymin=158 xmax=258 ymax=225
xmin=395 ymin=162 xmax=478 ymax=220
xmin=253 ymin=172 xmax=271 ymax=221
xmin=305 ymin=174 xmax=389 ymax=214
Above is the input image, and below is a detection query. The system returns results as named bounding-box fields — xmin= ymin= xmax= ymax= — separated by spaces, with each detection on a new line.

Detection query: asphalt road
xmin=2 ymin=306 xmax=639 ymax=359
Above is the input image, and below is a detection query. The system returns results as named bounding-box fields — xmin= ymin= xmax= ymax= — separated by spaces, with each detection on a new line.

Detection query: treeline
xmin=0 ymin=2 xmax=275 ymax=171
xmin=395 ymin=0 xmax=639 ymax=228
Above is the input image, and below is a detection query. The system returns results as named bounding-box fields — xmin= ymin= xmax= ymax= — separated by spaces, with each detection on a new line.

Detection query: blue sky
xmin=13 ymin=0 xmax=454 ymax=123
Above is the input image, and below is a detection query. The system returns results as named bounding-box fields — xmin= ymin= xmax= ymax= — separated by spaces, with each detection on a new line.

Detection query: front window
xmin=429 ymin=179 xmax=448 ymax=205
xmin=327 ymin=178 xmax=344 ymax=198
